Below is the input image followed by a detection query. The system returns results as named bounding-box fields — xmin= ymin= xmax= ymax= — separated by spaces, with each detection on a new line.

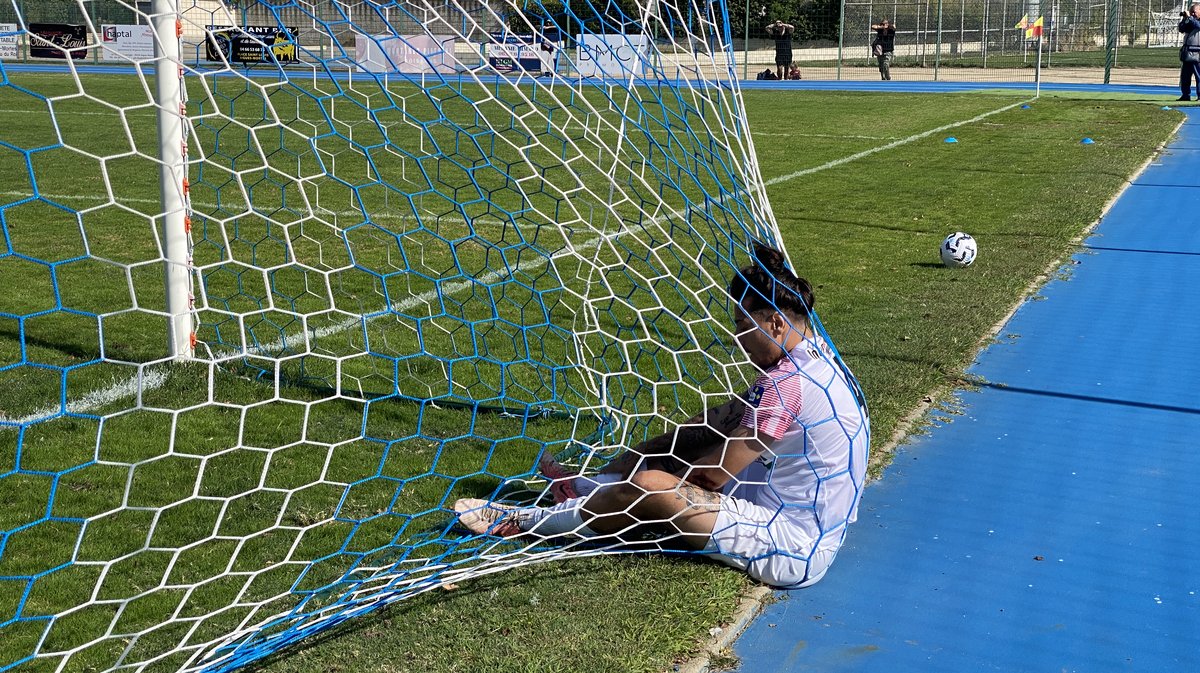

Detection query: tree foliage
xmin=728 ymin=0 xmax=841 ymax=43
xmin=499 ymin=0 xmax=842 ymax=42
xmin=0 ymin=0 xmax=136 ymax=25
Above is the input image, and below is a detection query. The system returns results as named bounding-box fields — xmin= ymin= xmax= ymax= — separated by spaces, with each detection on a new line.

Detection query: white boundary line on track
xmin=1 ymin=98 xmax=1030 ymax=426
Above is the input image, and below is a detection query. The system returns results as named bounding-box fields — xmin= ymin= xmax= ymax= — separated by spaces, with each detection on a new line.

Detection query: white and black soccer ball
xmin=940 ymin=232 xmax=977 ymax=268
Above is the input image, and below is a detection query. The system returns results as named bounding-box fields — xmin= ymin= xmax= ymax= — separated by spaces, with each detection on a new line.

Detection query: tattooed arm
xmin=600 ymin=397 xmax=747 ymax=478
xmin=665 ymin=397 xmax=748 ymax=464
xmin=683 ymin=425 xmax=772 ymax=492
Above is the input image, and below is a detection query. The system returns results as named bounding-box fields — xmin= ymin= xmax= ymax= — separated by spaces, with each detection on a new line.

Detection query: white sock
xmin=573 ymin=471 xmax=621 ymax=497
xmin=520 ymin=497 xmax=598 ymax=537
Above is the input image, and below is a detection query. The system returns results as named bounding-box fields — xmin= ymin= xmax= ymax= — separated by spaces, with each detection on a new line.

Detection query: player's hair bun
xmin=752 ymin=242 xmax=788 ymax=276
xmin=730 ymin=241 xmax=815 ymax=320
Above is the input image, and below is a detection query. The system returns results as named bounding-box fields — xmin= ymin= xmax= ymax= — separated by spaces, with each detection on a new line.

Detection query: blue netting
xmin=0 ymin=2 xmax=865 ymax=672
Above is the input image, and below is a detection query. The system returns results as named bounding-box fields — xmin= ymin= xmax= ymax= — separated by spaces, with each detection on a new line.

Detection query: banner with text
xmin=29 ymin=23 xmax=87 ymax=60
xmin=575 ymin=34 xmax=652 ymax=77
xmin=205 ymin=25 xmax=299 ymax=64
xmin=100 ymin=24 xmax=155 ymax=62
xmin=354 ymin=34 xmax=457 ymax=73
xmin=487 ymin=31 xmax=559 ymax=74
xmin=0 ymin=23 xmax=18 ymax=60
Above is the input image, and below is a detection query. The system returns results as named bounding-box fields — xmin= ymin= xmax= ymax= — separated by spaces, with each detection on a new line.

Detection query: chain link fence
xmin=0 ymin=1 xmax=1189 ymax=85
xmin=734 ymin=0 xmax=1187 ymax=84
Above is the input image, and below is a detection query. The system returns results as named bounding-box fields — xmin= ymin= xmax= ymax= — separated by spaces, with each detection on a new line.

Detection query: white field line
xmin=0 ymin=190 xmax=492 ymax=223
xmin=764 ymin=100 xmax=1030 ymax=186
xmin=754 ymin=132 xmax=898 ymax=140
xmin=1 ymin=99 xmax=1029 ymax=426
xmin=0 ymin=106 xmax=891 ymax=142
xmin=1 ymin=370 xmax=172 ymax=424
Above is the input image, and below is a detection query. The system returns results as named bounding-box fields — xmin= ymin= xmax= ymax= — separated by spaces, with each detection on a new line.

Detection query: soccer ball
xmin=940 ymin=232 xmax=977 ymax=268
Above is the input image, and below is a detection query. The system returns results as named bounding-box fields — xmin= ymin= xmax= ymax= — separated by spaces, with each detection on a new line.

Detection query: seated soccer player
xmin=455 ymin=243 xmax=870 ymax=588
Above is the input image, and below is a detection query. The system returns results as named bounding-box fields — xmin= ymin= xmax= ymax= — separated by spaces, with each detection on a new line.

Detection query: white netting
xmin=0 ymin=1 xmax=867 ymax=671
xmin=1150 ymin=5 xmax=1187 ymax=47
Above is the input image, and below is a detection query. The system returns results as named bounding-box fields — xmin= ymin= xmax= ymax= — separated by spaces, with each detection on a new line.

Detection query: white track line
xmin=1 ymin=99 xmax=1028 ymax=426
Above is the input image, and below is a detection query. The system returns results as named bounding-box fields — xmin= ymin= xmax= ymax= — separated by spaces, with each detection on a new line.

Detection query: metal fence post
xmin=1104 ymin=0 xmax=1119 ymax=83
xmin=90 ymin=0 xmax=98 ymax=65
xmin=19 ymin=0 xmax=27 ymax=62
xmin=935 ymin=0 xmax=943 ymax=80
xmin=837 ymin=0 xmax=845 ymax=80
xmin=743 ymin=0 xmax=749 ymax=80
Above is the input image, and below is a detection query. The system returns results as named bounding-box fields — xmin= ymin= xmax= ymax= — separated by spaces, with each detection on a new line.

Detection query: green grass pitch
xmin=0 ymin=68 xmax=1181 ymax=673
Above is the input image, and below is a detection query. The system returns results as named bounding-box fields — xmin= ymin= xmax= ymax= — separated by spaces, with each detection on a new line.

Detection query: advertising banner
xmin=355 ymin=34 xmax=457 ymax=74
xmin=29 ymin=23 xmax=87 ymax=60
xmin=575 ymin=34 xmax=652 ymax=77
xmin=100 ymin=24 xmax=155 ymax=62
xmin=205 ymin=25 xmax=299 ymax=64
xmin=0 ymin=23 xmax=18 ymax=60
xmin=487 ymin=31 xmax=559 ymax=74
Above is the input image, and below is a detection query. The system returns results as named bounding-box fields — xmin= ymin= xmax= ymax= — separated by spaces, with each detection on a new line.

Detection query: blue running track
xmin=732 ymin=110 xmax=1200 ymax=671
xmin=0 ymin=63 xmax=1181 ymax=97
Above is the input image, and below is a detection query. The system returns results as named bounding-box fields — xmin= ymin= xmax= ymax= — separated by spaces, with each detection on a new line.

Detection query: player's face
xmin=733 ymin=303 xmax=786 ymax=369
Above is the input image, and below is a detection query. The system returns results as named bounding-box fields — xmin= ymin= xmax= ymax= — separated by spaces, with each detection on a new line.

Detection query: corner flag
xmin=1015 ymin=15 xmax=1029 ymax=29
xmin=1026 ymin=16 xmax=1044 ymax=39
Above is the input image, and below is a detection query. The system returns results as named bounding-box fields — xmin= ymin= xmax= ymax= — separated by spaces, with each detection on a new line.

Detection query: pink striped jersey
xmin=731 ymin=338 xmax=870 ymax=553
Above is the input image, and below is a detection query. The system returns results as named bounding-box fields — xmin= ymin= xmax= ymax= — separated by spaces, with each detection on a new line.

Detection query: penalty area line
xmin=764 ymin=98 xmax=1033 ymax=186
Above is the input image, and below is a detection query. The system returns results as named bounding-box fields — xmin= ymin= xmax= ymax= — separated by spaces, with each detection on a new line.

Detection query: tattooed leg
xmin=581 ymin=469 xmax=723 ymax=550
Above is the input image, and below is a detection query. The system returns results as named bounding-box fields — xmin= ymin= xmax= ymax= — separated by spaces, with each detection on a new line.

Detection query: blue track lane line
xmin=730 ymin=111 xmax=1200 ymax=671
xmin=0 ymin=62 xmax=1182 ymax=96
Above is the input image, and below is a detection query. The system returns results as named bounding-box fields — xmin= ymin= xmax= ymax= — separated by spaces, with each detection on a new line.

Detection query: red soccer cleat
xmin=538 ymin=453 xmax=580 ymax=503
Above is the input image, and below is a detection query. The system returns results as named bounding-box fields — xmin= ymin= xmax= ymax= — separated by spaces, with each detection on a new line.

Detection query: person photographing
xmin=870 ymin=18 xmax=896 ymax=81
xmin=767 ymin=20 xmax=795 ymax=81
xmin=1178 ymin=4 xmax=1200 ymax=101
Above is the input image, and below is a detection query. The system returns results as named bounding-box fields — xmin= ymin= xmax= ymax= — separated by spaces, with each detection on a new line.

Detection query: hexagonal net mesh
xmin=0 ymin=1 xmax=866 ymax=672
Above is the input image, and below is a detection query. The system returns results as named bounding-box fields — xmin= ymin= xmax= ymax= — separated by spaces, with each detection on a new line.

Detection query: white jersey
xmin=725 ymin=339 xmax=870 ymax=557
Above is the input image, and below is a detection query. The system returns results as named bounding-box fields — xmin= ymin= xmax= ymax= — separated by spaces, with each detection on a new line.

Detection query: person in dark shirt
xmin=767 ymin=20 xmax=795 ymax=81
xmin=1178 ymin=5 xmax=1200 ymax=100
xmin=870 ymin=18 xmax=896 ymax=81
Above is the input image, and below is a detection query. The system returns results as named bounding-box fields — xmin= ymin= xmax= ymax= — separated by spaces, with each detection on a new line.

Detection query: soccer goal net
xmin=0 ymin=1 xmax=861 ymax=671
xmin=1148 ymin=5 xmax=1187 ymax=47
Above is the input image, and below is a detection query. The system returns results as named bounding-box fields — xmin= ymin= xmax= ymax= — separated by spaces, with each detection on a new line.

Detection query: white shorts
xmin=702 ymin=495 xmax=837 ymax=589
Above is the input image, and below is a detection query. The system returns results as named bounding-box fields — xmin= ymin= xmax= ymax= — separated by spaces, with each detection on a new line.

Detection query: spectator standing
xmin=767 ymin=20 xmax=795 ymax=81
xmin=870 ymin=18 xmax=896 ymax=81
xmin=1178 ymin=5 xmax=1200 ymax=101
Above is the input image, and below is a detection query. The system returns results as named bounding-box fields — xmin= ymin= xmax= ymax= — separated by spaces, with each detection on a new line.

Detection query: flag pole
xmin=1035 ymin=31 xmax=1043 ymax=97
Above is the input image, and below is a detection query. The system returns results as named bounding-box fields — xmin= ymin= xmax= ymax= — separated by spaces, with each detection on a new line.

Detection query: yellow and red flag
xmin=1026 ymin=16 xmax=1044 ymax=39
xmin=1015 ymin=14 xmax=1028 ymax=30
